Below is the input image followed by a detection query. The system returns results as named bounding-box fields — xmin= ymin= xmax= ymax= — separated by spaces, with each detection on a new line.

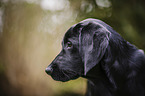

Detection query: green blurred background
xmin=0 ymin=0 xmax=145 ymax=96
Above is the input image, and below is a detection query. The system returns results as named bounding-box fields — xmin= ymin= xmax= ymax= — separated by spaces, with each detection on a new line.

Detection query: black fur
xmin=45 ymin=18 xmax=145 ymax=96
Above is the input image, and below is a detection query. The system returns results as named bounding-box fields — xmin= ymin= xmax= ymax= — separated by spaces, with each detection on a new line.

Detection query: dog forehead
xmin=63 ymin=23 xmax=83 ymax=41
xmin=63 ymin=18 xmax=112 ymax=43
xmin=80 ymin=18 xmax=113 ymax=31
xmin=63 ymin=27 xmax=77 ymax=44
xmin=63 ymin=19 xmax=101 ymax=38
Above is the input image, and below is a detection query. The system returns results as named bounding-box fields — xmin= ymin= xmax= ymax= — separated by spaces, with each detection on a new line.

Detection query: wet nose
xmin=45 ymin=67 xmax=53 ymax=75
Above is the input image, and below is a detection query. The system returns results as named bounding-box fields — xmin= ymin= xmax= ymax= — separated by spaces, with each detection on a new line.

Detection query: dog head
xmin=45 ymin=18 xmax=111 ymax=82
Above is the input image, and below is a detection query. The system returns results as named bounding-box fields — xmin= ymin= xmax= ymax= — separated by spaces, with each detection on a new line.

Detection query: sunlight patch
xmin=40 ymin=0 xmax=69 ymax=11
xmin=95 ymin=0 xmax=111 ymax=8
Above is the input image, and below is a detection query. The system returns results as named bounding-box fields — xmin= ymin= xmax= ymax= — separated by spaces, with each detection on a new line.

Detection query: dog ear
xmin=79 ymin=23 xmax=110 ymax=75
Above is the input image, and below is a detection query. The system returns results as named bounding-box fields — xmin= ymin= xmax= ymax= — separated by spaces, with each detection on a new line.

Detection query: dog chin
xmin=52 ymin=77 xmax=70 ymax=82
xmin=51 ymin=74 xmax=80 ymax=82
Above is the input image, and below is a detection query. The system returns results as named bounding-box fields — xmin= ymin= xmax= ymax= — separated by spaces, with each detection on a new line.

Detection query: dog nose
xmin=45 ymin=67 xmax=53 ymax=75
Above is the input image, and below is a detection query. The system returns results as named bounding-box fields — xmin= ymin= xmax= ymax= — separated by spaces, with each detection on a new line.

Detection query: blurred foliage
xmin=0 ymin=0 xmax=145 ymax=96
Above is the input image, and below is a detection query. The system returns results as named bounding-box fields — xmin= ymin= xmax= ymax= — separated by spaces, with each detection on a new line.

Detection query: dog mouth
xmin=51 ymin=69 xmax=80 ymax=82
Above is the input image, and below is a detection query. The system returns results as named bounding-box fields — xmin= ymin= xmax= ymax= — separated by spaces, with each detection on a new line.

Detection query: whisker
xmin=62 ymin=68 xmax=77 ymax=75
xmin=61 ymin=69 xmax=70 ymax=79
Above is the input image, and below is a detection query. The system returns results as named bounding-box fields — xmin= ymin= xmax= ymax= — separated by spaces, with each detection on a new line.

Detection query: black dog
xmin=45 ymin=19 xmax=145 ymax=96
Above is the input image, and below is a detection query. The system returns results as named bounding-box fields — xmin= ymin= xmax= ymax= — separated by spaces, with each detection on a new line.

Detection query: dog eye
xmin=67 ymin=41 xmax=72 ymax=48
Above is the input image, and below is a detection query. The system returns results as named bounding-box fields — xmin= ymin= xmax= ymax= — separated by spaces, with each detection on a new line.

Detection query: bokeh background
xmin=0 ymin=0 xmax=145 ymax=96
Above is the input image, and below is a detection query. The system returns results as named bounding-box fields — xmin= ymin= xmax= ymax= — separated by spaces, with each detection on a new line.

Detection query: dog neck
xmin=83 ymin=40 xmax=145 ymax=93
xmin=83 ymin=62 xmax=114 ymax=87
